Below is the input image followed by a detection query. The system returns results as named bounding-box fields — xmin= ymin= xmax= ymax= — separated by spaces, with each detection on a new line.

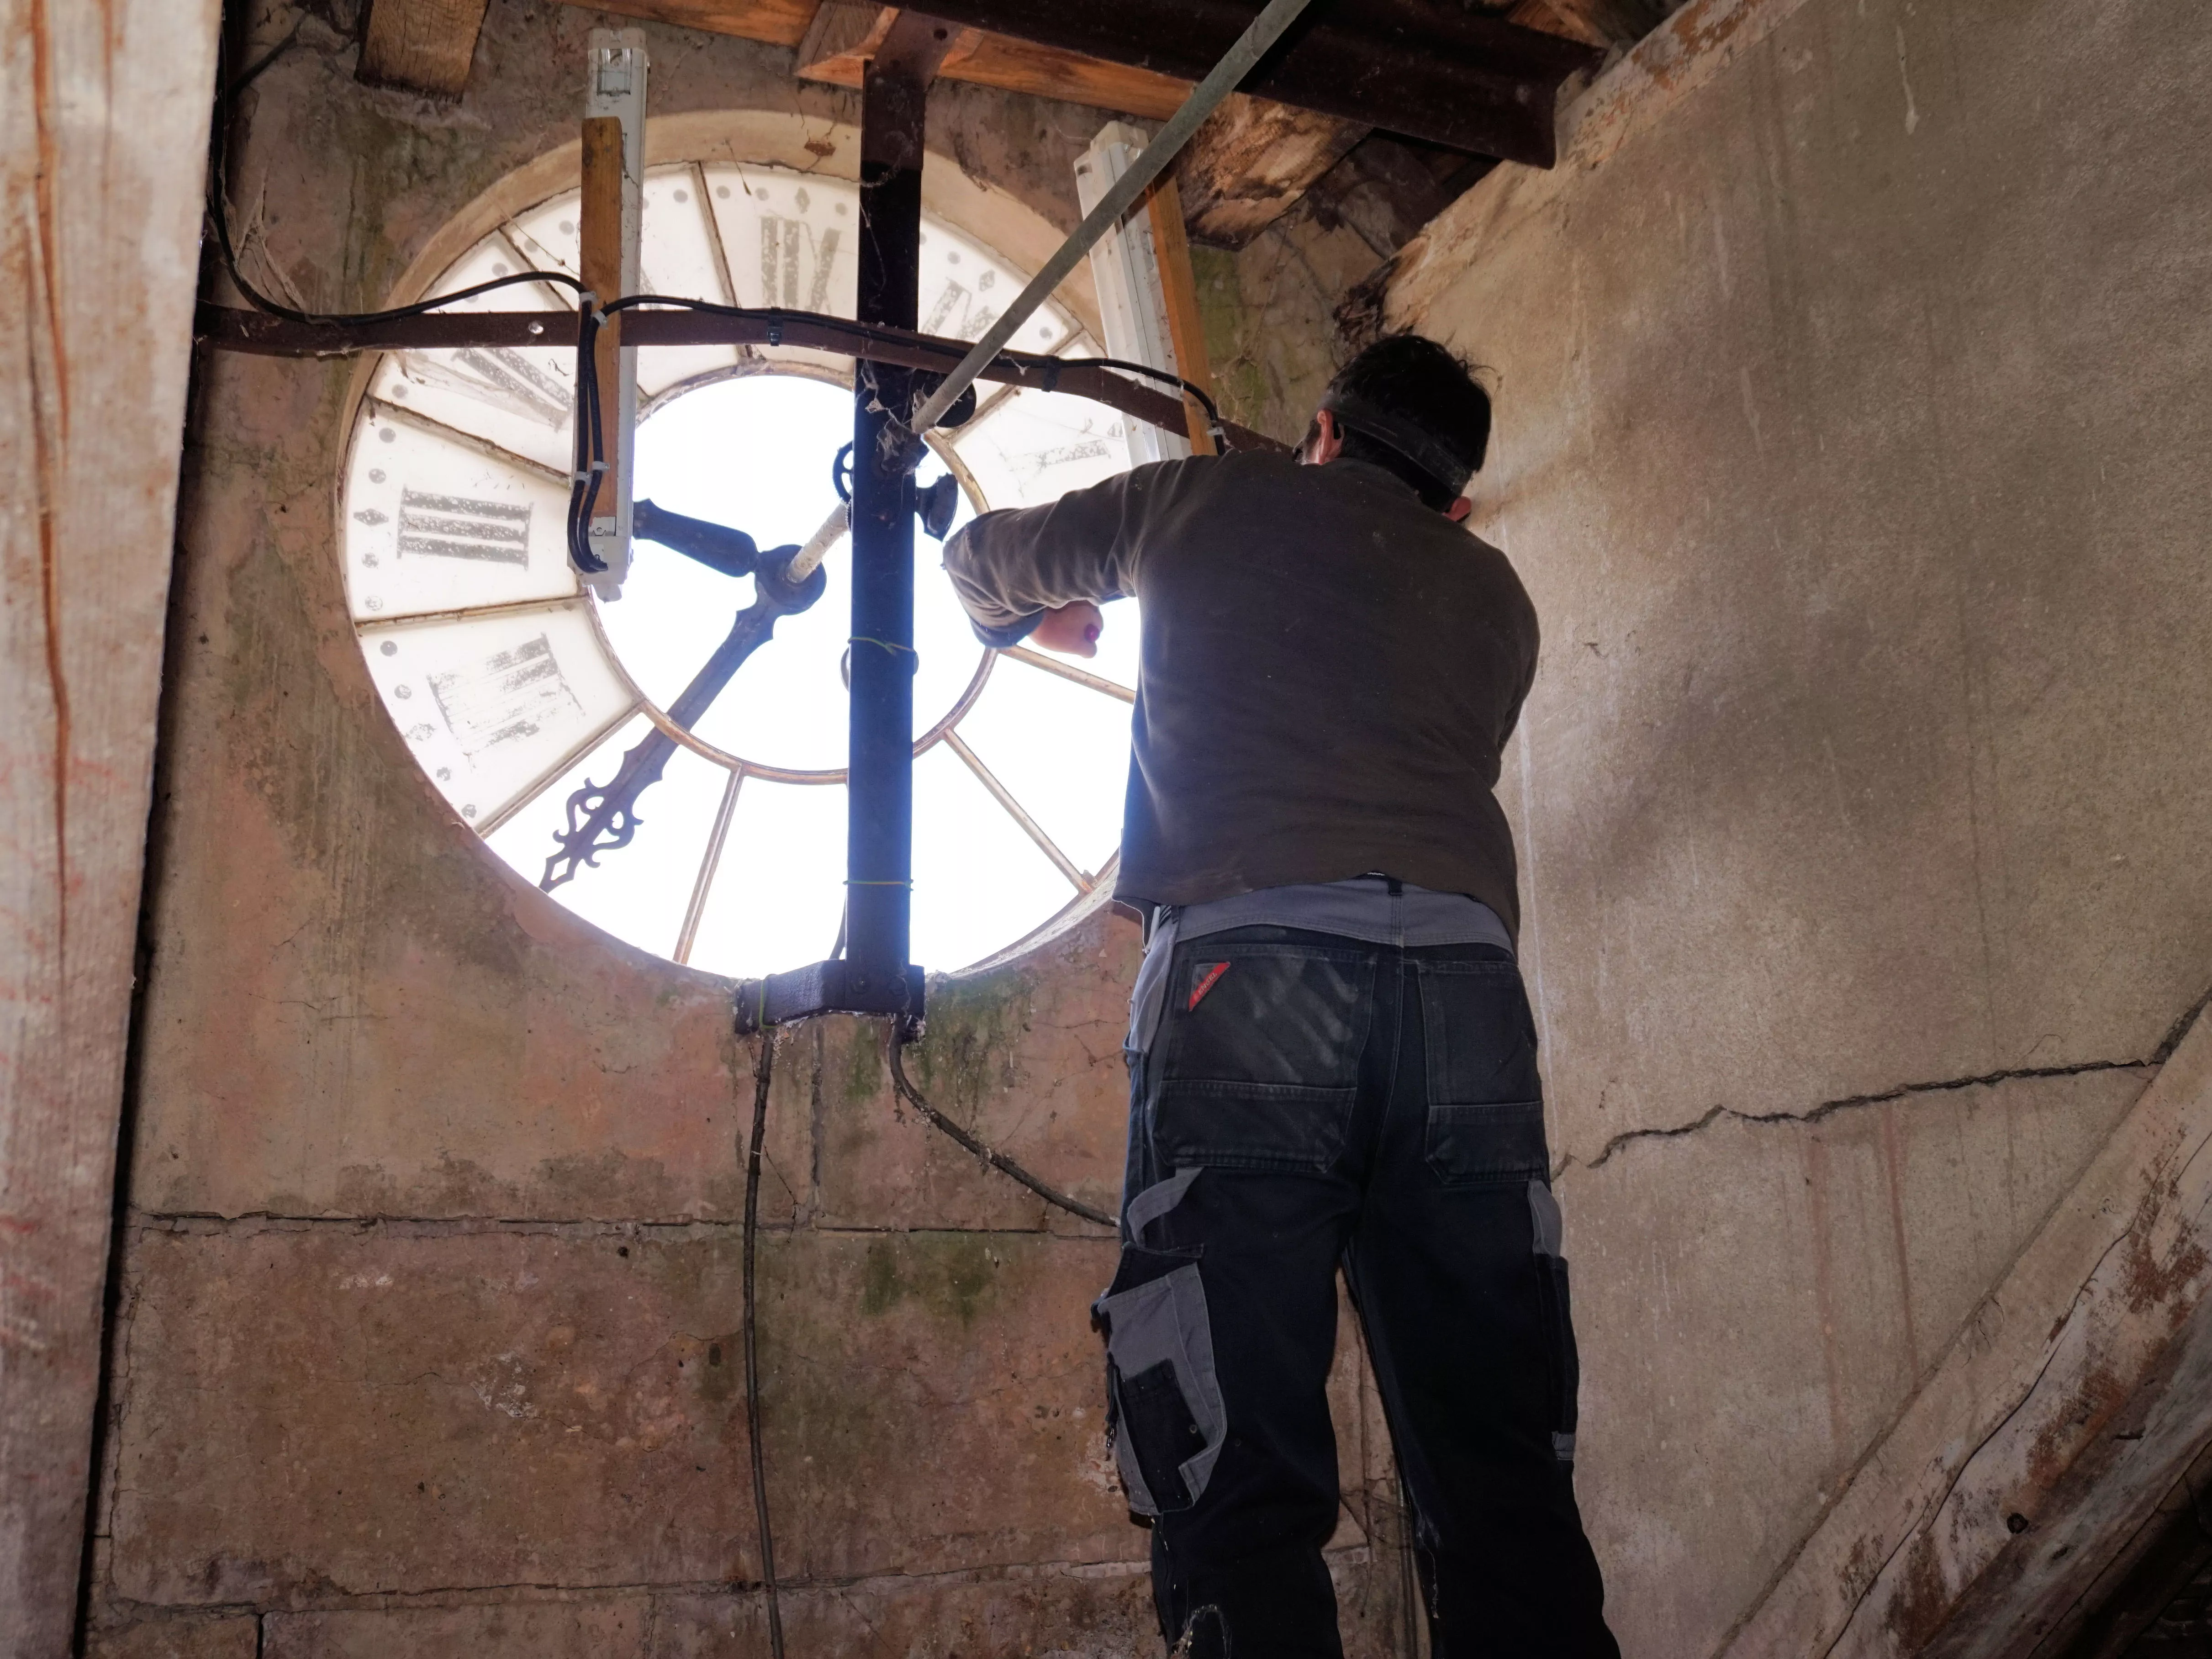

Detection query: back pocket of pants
xmin=1417 ymin=961 xmax=1547 ymax=1186
xmin=1152 ymin=944 xmax=1375 ymax=1174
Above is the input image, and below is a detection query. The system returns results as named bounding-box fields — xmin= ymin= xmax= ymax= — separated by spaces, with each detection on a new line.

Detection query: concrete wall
xmin=1384 ymin=0 xmax=2212 ymax=1650
xmin=0 ymin=4 xmax=221 ymax=1654
xmin=82 ymin=3 xmax=1399 ymax=1654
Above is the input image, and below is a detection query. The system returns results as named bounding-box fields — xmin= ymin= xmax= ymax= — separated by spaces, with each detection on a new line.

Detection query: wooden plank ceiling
xmin=363 ymin=0 xmax=1631 ymax=247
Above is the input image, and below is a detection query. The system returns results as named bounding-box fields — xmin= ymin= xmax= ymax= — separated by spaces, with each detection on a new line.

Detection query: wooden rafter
xmin=359 ymin=0 xmax=494 ymax=96
xmin=570 ymin=0 xmax=1599 ymax=163
xmin=795 ymin=3 xmax=1190 ymax=119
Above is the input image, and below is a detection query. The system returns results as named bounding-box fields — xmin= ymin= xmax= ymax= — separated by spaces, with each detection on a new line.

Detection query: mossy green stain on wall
xmin=1193 ymin=246 xmax=1275 ymax=436
xmin=857 ymin=1233 xmax=1004 ymax=1325
xmin=910 ymin=966 xmax=1038 ymax=1117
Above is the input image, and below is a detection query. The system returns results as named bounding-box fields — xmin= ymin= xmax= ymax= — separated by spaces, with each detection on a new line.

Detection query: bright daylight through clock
xmin=343 ymin=167 xmax=1148 ymax=979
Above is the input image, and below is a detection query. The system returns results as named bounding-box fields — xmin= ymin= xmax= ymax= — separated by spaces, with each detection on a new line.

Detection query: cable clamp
xmin=766 ymin=320 xmax=784 ymax=347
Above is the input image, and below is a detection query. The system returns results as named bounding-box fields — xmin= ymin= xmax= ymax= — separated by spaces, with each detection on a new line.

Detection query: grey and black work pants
xmin=1095 ymin=925 xmax=1620 ymax=1658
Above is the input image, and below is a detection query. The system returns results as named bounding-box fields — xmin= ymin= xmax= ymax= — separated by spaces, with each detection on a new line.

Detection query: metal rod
xmin=841 ymin=22 xmax=944 ymax=993
xmin=998 ymin=645 xmax=1136 ymax=704
xmin=674 ymin=766 xmax=744 ymax=964
xmin=785 ymin=501 xmax=849 ymax=584
xmin=945 ymin=730 xmax=1093 ymax=893
xmin=903 ymin=0 xmax=1319 ymax=439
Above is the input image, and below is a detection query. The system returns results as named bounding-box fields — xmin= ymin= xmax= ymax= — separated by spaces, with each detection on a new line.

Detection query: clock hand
xmin=632 ymin=497 xmax=761 ymax=580
xmin=541 ymin=544 xmax=827 ymax=893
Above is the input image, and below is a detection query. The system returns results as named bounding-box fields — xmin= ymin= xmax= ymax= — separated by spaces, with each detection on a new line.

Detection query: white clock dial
xmin=343 ymin=159 xmax=1146 ymax=977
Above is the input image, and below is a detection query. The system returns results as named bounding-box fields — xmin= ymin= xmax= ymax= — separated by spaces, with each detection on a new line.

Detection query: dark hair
xmin=1303 ymin=334 xmax=1491 ymax=510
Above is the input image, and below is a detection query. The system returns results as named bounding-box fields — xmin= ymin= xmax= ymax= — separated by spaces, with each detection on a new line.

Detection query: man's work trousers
xmin=1098 ymin=925 xmax=1619 ymax=1658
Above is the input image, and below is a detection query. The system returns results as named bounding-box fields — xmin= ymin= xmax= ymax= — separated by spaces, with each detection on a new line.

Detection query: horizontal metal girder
xmin=192 ymin=303 xmax=1288 ymax=454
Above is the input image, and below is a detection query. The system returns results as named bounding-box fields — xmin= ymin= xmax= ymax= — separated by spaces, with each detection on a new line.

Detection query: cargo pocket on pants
xmin=1417 ymin=960 xmax=1548 ymax=1186
xmin=1093 ymin=1246 xmax=1225 ymax=1516
xmin=1530 ymin=1179 xmax=1580 ymax=1464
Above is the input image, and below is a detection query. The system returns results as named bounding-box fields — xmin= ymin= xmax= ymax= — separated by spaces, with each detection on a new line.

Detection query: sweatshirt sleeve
xmin=940 ymin=458 xmax=1198 ymax=646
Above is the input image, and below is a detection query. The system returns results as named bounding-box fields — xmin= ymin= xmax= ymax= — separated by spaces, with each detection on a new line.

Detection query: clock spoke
xmin=674 ymin=765 xmax=744 ymax=964
xmin=476 ymin=700 xmax=644 ymax=837
xmin=998 ymin=645 xmax=1136 ymax=704
xmin=944 ymin=730 xmax=1093 ymax=894
xmin=358 ymin=593 xmax=589 ymax=634
xmin=368 ymin=396 xmax=569 ymax=488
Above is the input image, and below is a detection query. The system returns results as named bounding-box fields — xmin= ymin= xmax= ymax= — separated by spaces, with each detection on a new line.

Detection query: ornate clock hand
xmin=540 ymin=545 xmax=827 ymax=892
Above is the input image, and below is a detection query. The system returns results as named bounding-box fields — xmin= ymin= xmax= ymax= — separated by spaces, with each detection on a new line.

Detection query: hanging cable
xmin=566 ymin=301 xmax=611 ymax=574
xmin=204 ymin=16 xmax=588 ymax=328
xmin=885 ymin=1029 xmax=1114 ymax=1228
xmin=741 ymin=1032 xmax=787 ymax=1659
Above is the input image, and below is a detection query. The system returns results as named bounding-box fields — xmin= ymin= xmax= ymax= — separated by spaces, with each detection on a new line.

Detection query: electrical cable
xmin=566 ymin=300 xmax=610 ymax=574
xmin=741 ymin=1032 xmax=787 ymax=1659
xmin=206 ymin=0 xmax=1244 ymax=589
xmin=597 ymin=294 xmax=1225 ymax=433
xmin=885 ymin=1029 xmax=1115 ymax=1228
xmin=203 ymin=11 xmax=590 ymax=331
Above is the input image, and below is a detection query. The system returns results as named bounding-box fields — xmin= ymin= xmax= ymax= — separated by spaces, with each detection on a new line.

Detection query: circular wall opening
xmin=342 ymin=159 xmax=1146 ymax=977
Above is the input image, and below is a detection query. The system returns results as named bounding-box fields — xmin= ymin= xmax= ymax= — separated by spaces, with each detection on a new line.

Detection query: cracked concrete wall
xmin=1384 ymin=0 xmax=2212 ymax=1651
xmin=84 ymin=3 xmax=1395 ymax=1655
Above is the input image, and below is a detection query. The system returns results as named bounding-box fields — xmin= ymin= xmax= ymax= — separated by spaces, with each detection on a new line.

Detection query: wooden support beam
xmin=1176 ymin=97 xmax=1367 ymax=249
xmin=575 ymin=0 xmax=819 ymax=47
xmin=595 ymin=0 xmax=1598 ymax=161
xmin=795 ymin=6 xmax=1364 ymax=250
xmin=358 ymin=0 xmax=493 ymax=96
xmin=1142 ymin=176 xmax=1219 ymax=455
xmin=795 ymin=0 xmax=896 ymax=82
xmin=863 ymin=0 xmax=1601 ymax=164
xmin=797 ymin=3 xmax=1191 ymax=121
xmin=0 ymin=3 xmax=221 ymax=1654
xmin=579 ymin=116 xmax=626 ymax=531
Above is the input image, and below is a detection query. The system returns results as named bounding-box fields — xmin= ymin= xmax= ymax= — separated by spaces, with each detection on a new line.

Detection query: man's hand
xmin=1029 ymin=601 xmax=1103 ymax=658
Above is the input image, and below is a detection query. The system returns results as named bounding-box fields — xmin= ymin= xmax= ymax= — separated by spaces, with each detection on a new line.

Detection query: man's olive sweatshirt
xmin=941 ymin=449 xmax=1540 ymax=938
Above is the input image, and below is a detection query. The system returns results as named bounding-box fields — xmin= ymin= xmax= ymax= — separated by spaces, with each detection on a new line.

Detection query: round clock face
xmin=342 ymin=159 xmax=1146 ymax=977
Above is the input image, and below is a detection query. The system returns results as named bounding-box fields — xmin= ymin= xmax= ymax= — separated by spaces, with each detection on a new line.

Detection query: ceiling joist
xmin=794 ymin=2 xmax=1191 ymax=119
xmin=358 ymin=0 xmax=494 ymax=96
xmin=573 ymin=0 xmax=1599 ymax=165
xmin=873 ymin=0 xmax=1599 ymax=165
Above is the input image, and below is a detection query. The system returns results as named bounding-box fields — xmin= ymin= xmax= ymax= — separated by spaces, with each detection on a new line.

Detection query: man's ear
xmin=1302 ymin=409 xmax=1344 ymax=466
xmin=1445 ymin=496 xmax=1473 ymax=523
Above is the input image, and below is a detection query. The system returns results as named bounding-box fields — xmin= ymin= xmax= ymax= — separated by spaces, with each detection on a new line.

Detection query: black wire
xmin=742 ymin=1032 xmax=788 ymax=1659
xmin=568 ymin=306 xmax=609 ymax=574
xmin=600 ymin=295 xmax=1226 ymax=433
xmin=885 ymin=1029 xmax=1115 ymax=1227
xmin=1067 ymin=354 xmax=1228 ymax=435
xmin=207 ymin=53 xmax=1225 ymax=581
xmin=203 ymin=10 xmax=587 ymax=328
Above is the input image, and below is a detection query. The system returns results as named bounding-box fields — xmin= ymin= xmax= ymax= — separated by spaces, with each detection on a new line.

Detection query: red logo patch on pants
xmin=1188 ymin=961 xmax=1230 ymax=1011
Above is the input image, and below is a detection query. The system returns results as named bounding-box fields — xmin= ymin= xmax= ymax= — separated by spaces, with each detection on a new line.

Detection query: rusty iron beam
xmin=193 ymin=303 xmax=1288 ymax=454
